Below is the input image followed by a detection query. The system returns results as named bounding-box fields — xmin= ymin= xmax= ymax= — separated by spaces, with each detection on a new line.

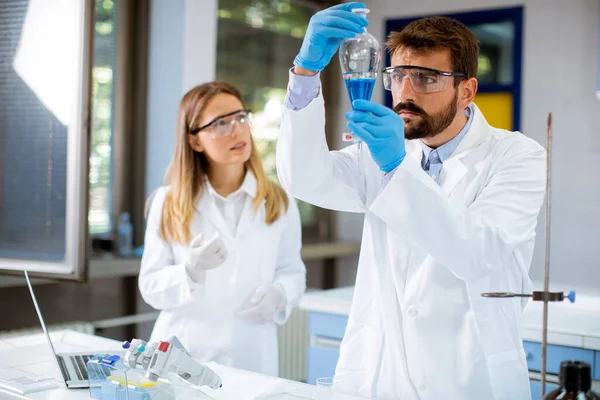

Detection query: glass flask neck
xmin=352 ymin=8 xmax=369 ymax=33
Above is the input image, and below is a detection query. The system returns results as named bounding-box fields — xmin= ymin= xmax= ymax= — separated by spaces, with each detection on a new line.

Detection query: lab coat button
xmin=418 ymin=384 xmax=427 ymax=392
xmin=407 ymin=307 xmax=418 ymax=318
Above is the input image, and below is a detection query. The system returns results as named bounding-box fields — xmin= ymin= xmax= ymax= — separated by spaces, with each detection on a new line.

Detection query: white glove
xmin=239 ymin=284 xmax=286 ymax=324
xmin=186 ymin=232 xmax=227 ymax=283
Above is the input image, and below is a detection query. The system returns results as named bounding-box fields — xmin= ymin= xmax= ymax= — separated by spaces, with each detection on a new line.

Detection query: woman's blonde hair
xmin=155 ymin=81 xmax=289 ymax=244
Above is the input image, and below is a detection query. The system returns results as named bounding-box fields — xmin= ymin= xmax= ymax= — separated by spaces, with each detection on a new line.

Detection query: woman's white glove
xmin=239 ymin=284 xmax=286 ymax=324
xmin=186 ymin=232 xmax=227 ymax=283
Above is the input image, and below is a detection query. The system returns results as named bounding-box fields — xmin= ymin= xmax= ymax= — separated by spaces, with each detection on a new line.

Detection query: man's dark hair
xmin=386 ymin=16 xmax=480 ymax=80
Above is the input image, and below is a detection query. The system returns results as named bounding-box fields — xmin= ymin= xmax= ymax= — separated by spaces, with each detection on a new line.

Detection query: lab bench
xmin=299 ymin=285 xmax=600 ymax=399
xmin=0 ymin=330 xmax=360 ymax=400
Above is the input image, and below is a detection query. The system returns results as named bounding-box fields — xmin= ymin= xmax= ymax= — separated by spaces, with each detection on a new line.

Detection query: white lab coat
xmin=139 ymin=172 xmax=306 ymax=377
xmin=276 ymin=93 xmax=546 ymax=400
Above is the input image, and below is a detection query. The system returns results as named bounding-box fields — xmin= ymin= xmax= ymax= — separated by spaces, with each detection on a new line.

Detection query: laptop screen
xmin=24 ymin=270 xmax=69 ymax=383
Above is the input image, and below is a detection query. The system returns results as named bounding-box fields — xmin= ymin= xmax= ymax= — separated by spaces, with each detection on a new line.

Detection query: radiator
xmin=0 ymin=321 xmax=94 ymax=340
xmin=278 ymin=308 xmax=309 ymax=382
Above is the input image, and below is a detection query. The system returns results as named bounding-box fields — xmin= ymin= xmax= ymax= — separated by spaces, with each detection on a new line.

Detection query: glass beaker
xmin=316 ymin=377 xmax=339 ymax=388
xmin=315 ymin=376 xmax=376 ymax=399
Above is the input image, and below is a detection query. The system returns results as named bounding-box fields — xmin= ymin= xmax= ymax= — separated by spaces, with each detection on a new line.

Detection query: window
xmin=216 ymin=0 xmax=329 ymax=238
xmin=89 ymin=0 xmax=118 ymax=236
xmin=0 ymin=0 xmax=92 ymax=278
xmin=470 ymin=21 xmax=515 ymax=86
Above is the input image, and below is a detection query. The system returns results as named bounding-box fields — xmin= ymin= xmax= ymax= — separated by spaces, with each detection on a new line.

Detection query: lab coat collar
xmin=239 ymin=169 xmax=258 ymax=198
xmin=194 ymin=187 xmax=231 ymax=241
xmin=197 ymin=170 xmax=261 ymax=242
xmin=236 ymin=170 xmax=266 ymax=240
xmin=204 ymin=169 xmax=258 ymax=201
xmin=406 ymin=103 xmax=490 ymax=196
xmin=450 ymin=103 xmax=489 ymax=157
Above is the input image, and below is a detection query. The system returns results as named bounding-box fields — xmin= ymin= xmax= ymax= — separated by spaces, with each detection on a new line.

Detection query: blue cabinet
xmin=306 ymin=311 xmax=598 ymax=400
xmin=524 ymin=341 xmax=595 ymax=375
xmin=307 ymin=342 xmax=341 ymax=384
xmin=306 ymin=312 xmax=347 ymax=384
xmin=309 ymin=312 xmax=348 ymax=340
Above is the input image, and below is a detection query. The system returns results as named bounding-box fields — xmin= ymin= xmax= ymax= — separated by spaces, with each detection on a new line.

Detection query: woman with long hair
xmin=139 ymin=81 xmax=306 ymax=376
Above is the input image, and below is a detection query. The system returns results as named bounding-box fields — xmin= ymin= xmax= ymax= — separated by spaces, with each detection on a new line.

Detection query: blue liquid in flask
xmin=344 ymin=73 xmax=376 ymax=106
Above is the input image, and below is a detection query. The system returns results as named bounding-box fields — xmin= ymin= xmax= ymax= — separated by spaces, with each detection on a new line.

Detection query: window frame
xmin=88 ymin=0 xmax=150 ymax=251
xmin=0 ymin=0 xmax=95 ymax=280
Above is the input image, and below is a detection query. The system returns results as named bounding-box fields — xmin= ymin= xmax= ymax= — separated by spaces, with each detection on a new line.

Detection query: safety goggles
xmin=190 ymin=109 xmax=253 ymax=139
xmin=382 ymin=65 xmax=467 ymax=94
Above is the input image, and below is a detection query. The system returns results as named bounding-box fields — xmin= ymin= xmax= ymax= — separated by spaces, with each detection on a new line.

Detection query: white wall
xmin=145 ymin=0 xmax=217 ymax=198
xmin=334 ymin=0 xmax=600 ymax=289
xmin=140 ymin=0 xmax=218 ymax=339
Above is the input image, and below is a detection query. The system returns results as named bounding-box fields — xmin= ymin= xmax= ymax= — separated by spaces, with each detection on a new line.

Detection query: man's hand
xmin=293 ymin=2 xmax=368 ymax=74
xmin=346 ymin=100 xmax=406 ymax=172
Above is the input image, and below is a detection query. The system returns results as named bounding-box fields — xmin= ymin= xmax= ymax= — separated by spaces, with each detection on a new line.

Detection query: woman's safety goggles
xmin=190 ymin=109 xmax=253 ymax=139
xmin=382 ymin=65 xmax=467 ymax=94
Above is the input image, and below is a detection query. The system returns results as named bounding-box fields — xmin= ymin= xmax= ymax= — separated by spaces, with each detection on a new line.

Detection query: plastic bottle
xmin=117 ymin=212 xmax=134 ymax=256
xmin=543 ymin=361 xmax=600 ymax=399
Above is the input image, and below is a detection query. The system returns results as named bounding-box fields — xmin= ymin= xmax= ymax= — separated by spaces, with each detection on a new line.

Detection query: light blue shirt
xmin=283 ymin=68 xmax=321 ymax=110
xmin=380 ymin=105 xmax=473 ymax=187
xmin=417 ymin=105 xmax=473 ymax=184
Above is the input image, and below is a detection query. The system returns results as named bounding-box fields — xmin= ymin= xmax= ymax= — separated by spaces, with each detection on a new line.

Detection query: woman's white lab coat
xmin=139 ymin=172 xmax=306 ymax=376
xmin=276 ymin=93 xmax=546 ymax=400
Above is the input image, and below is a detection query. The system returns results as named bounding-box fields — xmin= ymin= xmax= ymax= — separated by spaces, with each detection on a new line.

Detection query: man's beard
xmin=393 ymin=91 xmax=458 ymax=140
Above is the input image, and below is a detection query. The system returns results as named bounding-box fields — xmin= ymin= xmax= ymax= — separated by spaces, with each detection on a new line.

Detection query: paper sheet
xmin=197 ymin=362 xmax=297 ymax=400
xmin=0 ymin=366 xmax=57 ymax=394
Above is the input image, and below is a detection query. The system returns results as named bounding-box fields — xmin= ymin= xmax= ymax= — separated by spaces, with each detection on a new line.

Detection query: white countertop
xmin=299 ymin=284 xmax=600 ymax=351
xmin=0 ymin=330 xmax=123 ymax=399
xmin=0 ymin=330 xmax=372 ymax=400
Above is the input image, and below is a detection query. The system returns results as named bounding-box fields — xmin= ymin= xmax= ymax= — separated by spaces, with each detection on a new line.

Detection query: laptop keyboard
xmin=71 ymin=355 xmax=92 ymax=381
xmin=57 ymin=355 xmax=93 ymax=382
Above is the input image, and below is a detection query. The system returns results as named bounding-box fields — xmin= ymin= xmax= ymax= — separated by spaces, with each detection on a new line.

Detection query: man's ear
xmin=459 ymin=77 xmax=478 ymax=108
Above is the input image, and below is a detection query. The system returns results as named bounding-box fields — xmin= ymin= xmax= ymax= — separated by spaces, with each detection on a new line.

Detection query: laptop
xmin=24 ymin=270 xmax=118 ymax=389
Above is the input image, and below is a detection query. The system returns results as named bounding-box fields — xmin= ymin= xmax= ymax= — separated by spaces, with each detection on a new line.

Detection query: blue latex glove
xmin=346 ymin=100 xmax=406 ymax=172
xmin=294 ymin=2 xmax=368 ymax=72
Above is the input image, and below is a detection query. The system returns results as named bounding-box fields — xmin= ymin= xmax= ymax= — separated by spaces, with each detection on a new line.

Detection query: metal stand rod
xmin=541 ymin=112 xmax=553 ymax=397
xmin=480 ymin=113 xmax=562 ymax=397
